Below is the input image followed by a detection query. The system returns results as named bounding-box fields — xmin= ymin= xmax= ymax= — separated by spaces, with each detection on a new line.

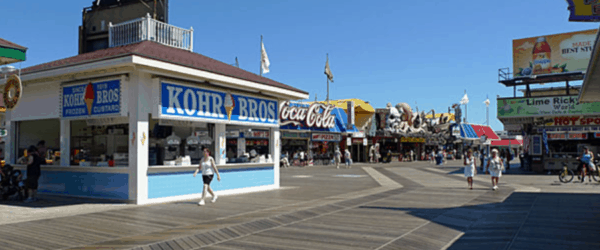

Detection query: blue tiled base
xmin=147 ymin=166 xmax=275 ymax=199
xmin=23 ymin=170 xmax=129 ymax=200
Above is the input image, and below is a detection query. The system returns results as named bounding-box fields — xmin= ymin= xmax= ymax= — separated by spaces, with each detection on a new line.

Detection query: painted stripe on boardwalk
xmin=363 ymin=167 xmax=403 ymax=188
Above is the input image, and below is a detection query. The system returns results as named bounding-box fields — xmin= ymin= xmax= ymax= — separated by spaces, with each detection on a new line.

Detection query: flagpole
xmin=464 ymin=90 xmax=467 ymax=124
xmin=326 ymin=53 xmax=330 ymax=105
xmin=260 ymin=35 xmax=263 ymax=76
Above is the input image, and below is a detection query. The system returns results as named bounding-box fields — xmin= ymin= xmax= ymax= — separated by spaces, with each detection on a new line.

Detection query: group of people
xmin=463 ymin=149 xmax=505 ymax=190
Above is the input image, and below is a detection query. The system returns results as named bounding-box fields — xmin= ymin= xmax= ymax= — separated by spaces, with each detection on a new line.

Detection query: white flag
xmin=483 ymin=98 xmax=490 ymax=107
xmin=261 ymin=41 xmax=270 ymax=74
xmin=460 ymin=93 xmax=469 ymax=105
xmin=325 ymin=56 xmax=334 ymax=82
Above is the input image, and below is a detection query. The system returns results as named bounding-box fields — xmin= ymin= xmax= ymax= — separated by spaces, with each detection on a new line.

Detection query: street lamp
xmin=0 ymin=65 xmax=17 ymax=80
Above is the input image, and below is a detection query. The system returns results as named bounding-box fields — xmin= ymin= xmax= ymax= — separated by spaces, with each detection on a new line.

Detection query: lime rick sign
xmin=497 ymin=95 xmax=600 ymax=118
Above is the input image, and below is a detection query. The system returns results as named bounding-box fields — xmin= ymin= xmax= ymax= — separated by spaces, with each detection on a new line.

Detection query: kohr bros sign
xmin=160 ymin=82 xmax=278 ymax=126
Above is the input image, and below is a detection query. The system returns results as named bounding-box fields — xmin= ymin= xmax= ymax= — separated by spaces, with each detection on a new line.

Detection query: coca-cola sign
xmin=280 ymin=101 xmax=336 ymax=128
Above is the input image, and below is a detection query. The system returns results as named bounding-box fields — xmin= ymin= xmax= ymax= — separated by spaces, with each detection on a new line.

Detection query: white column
xmin=214 ymin=123 xmax=226 ymax=165
xmin=4 ymin=111 xmax=14 ymax=164
xmin=270 ymin=127 xmax=280 ymax=187
xmin=60 ymin=119 xmax=71 ymax=166
xmin=128 ymin=73 xmax=149 ymax=204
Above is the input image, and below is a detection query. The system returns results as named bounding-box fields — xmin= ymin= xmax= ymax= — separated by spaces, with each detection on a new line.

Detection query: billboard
xmin=567 ymin=0 xmax=600 ymax=22
xmin=497 ymin=95 xmax=600 ymax=118
xmin=513 ymin=29 xmax=597 ymax=77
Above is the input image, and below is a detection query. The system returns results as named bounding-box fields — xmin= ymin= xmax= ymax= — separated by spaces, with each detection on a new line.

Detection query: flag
xmin=325 ymin=56 xmax=334 ymax=82
xmin=460 ymin=93 xmax=469 ymax=105
xmin=542 ymin=129 xmax=549 ymax=154
xmin=261 ymin=41 xmax=270 ymax=74
xmin=483 ymin=98 xmax=490 ymax=107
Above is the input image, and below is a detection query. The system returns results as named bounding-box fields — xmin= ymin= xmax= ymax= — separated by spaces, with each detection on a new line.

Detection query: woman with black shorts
xmin=194 ymin=148 xmax=221 ymax=206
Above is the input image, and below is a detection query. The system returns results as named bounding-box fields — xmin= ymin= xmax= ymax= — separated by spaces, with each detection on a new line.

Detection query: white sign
xmin=363 ymin=138 xmax=368 ymax=146
xmin=353 ymin=132 xmax=365 ymax=138
xmin=279 ymin=101 xmax=336 ymax=128
xmin=347 ymin=137 xmax=351 ymax=146
xmin=312 ymin=133 xmax=341 ymax=142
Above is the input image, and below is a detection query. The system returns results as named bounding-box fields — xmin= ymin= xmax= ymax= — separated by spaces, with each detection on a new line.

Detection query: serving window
xmin=70 ymin=120 xmax=129 ymax=167
xmin=225 ymin=126 xmax=271 ymax=164
xmin=148 ymin=118 xmax=213 ymax=166
xmin=17 ymin=119 xmax=61 ymax=164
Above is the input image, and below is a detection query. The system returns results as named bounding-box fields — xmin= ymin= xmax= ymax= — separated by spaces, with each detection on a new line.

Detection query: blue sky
xmin=3 ymin=0 xmax=600 ymax=130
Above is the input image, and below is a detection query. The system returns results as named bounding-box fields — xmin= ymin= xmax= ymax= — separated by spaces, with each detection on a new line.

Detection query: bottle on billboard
xmin=532 ymin=37 xmax=552 ymax=75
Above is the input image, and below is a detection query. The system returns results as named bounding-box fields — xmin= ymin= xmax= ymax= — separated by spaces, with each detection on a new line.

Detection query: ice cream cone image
xmin=224 ymin=92 xmax=235 ymax=120
xmin=84 ymin=82 xmax=95 ymax=115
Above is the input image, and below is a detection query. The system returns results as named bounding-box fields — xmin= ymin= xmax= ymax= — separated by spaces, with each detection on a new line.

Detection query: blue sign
xmin=160 ymin=82 xmax=278 ymax=125
xmin=62 ymin=80 xmax=121 ymax=118
xmin=280 ymin=102 xmax=359 ymax=133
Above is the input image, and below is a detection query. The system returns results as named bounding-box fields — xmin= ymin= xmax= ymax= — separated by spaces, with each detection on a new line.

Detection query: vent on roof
xmin=109 ymin=13 xmax=193 ymax=51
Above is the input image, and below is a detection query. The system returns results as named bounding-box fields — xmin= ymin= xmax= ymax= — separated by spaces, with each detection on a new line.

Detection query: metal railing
xmin=109 ymin=13 xmax=193 ymax=51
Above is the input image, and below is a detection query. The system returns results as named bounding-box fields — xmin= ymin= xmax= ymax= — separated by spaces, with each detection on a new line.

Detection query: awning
xmin=280 ymin=102 xmax=358 ymax=134
xmin=470 ymin=124 xmax=501 ymax=140
xmin=491 ymin=139 xmax=523 ymax=147
xmin=0 ymin=38 xmax=27 ymax=66
xmin=452 ymin=124 xmax=479 ymax=140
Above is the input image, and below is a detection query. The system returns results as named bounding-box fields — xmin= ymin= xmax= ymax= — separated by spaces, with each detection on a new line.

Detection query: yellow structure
xmin=425 ymin=113 xmax=455 ymax=122
xmin=312 ymin=99 xmax=375 ymax=131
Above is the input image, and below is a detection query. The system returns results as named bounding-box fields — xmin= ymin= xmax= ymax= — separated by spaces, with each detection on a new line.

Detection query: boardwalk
xmin=1 ymin=161 xmax=599 ymax=250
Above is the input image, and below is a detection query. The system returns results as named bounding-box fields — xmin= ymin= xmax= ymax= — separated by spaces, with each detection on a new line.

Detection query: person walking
xmin=194 ymin=148 xmax=221 ymax=206
xmin=430 ymin=150 xmax=435 ymax=164
xmin=452 ymin=149 xmax=456 ymax=160
xmin=334 ymin=147 xmax=342 ymax=169
xmin=464 ymin=150 xmax=477 ymax=190
xmin=344 ymin=149 xmax=352 ymax=168
xmin=486 ymin=149 xmax=504 ymax=190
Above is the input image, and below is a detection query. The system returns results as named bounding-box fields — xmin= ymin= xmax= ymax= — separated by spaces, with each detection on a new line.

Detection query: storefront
xmin=400 ymin=136 xmax=426 ymax=161
xmin=1 ymin=40 xmax=308 ymax=204
xmin=279 ymin=101 xmax=357 ymax=165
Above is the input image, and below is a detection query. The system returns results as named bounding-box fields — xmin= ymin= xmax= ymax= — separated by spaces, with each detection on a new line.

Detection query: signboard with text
xmin=498 ymin=95 xmax=600 ymax=118
xmin=312 ymin=133 xmax=341 ymax=142
xmin=161 ymin=82 xmax=278 ymax=126
xmin=400 ymin=137 xmax=426 ymax=143
xmin=513 ymin=29 xmax=597 ymax=77
xmin=567 ymin=0 xmax=600 ymax=22
xmin=62 ymin=80 xmax=121 ymax=118
xmin=544 ymin=116 xmax=600 ymax=126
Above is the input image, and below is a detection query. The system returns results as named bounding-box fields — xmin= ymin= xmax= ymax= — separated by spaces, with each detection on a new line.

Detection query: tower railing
xmin=109 ymin=13 xmax=193 ymax=51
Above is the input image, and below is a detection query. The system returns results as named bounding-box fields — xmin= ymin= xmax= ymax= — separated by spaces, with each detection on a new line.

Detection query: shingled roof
xmin=0 ymin=38 xmax=27 ymax=51
xmin=21 ymin=41 xmax=307 ymax=94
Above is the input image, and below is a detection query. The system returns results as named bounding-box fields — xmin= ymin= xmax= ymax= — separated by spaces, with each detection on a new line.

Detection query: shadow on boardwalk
xmin=360 ymin=192 xmax=600 ymax=250
xmin=0 ymin=193 xmax=124 ymax=208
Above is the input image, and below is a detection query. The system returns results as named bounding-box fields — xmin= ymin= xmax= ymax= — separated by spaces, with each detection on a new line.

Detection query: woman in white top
xmin=344 ymin=149 xmax=352 ymax=168
xmin=486 ymin=149 xmax=504 ymax=190
xmin=334 ymin=148 xmax=342 ymax=169
xmin=463 ymin=149 xmax=477 ymax=190
xmin=194 ymin=148 xmax=221 ymax=206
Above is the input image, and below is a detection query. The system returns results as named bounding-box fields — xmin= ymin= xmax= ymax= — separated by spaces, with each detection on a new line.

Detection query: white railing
xmin=109 ymin=13 xmax=193 ymax=51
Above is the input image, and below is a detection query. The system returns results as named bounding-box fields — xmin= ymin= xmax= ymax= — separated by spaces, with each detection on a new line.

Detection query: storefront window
xmin=225 ymin=126 xmax=271 ymax=164
xmin=70 ymin=120 xmax=128 ymax=167
xmin=17 ymin=119 xmax=61 ymax=164
xmin=148 ymin=118 xmax=213 ymax=166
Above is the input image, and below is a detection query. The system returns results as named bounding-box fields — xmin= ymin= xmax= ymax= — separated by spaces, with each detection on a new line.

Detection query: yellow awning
xmin=310 ymin=99 xmax=375 ymax=129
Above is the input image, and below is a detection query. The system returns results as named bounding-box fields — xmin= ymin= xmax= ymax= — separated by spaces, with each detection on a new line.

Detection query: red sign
xmin=352 ymin=138 xmax=363 ymax=144
xmin=280 ymin=101 xmax=336 ymax=128
xmin=245 ymin=131 xmax=269 ymax=138
xmin=551 ymin=116 xmax=600 ymax=126
xmin=568 ymin=133 xmax=588 ymax=140
xmin=548 ymin=133 xmax=567 ymax=140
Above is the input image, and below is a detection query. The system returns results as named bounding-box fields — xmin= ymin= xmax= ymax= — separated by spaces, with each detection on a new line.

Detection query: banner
xmin=62 ymin=80 xmax=121 ymax=118
xmin=400 ymin=137 xmax=426 ymax=143
xmin=567 ymin=0 xmax=600 ymax=22
xmin=542 ymin=129 xmax=549 ymax=154
xmin=543 ymin=116 xmax=600 ymax=126
xmin=161 ymin=82 xmax=278 ymax=126
xmin=497 ymin=95 xmax=600 ymax=118
xmin=513 ymin=29 xmax=597 ymax=77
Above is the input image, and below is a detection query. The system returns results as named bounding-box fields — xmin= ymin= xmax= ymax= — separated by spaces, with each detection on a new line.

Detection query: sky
xmin=3 ymin=0 xmax=600 ymax=131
